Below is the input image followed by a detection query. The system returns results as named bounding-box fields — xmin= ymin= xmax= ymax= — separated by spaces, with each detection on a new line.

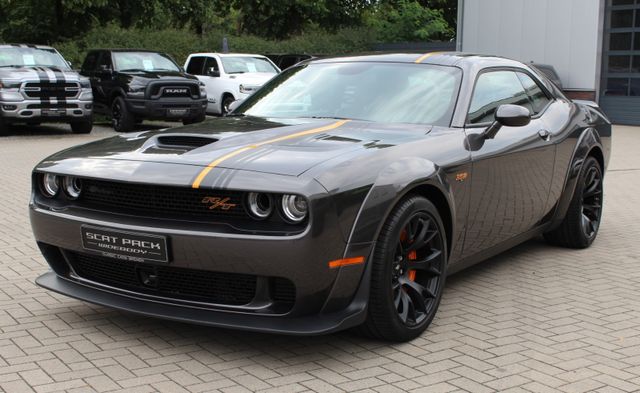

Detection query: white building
xmin=457 ymin=0 xmax=640 ymax=125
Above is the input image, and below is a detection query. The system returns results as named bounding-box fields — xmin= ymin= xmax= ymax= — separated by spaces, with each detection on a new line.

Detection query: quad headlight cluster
xmin=246 ymin=192 xmax=308 ymax=223
xmin=39 ymin=174 xmax=82 ymax=200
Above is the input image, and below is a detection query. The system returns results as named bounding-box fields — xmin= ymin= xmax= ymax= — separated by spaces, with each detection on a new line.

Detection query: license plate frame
xmin=41 ymin=108 xmax=66 ymax=117
xmin=80 ymin=225 xmax=169 ymax=263
xmin=167 ymin=108 xmax=189 ymax=117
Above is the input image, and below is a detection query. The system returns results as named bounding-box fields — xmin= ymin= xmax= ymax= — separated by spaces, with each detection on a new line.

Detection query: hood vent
xmin=156 ymin=135 xmax=218 ymax=150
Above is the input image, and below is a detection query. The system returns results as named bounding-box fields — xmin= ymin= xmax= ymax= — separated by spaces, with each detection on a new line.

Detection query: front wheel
xmin=221 ymin=95 xmax=234 ymax=116
xmin=359 ymin=196 xmax=447 ymax=341
xmin=544 ymin=156 xmax=603 ymax=248
xmin=70 ymin=119 xmax=93 ymax=134
xmin=111 ymin=96 xmax=135 ymax=132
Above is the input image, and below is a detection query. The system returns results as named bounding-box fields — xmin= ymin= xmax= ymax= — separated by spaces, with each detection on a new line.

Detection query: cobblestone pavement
xmin=1 ymin=123 xmax=639 ymax=393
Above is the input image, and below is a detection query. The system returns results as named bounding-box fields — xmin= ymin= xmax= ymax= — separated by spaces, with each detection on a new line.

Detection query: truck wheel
xmin=111 ymin=96 xmax=135 ymax=132
xmin=70 ymin=119 xmax=93 ymax=134
xmin=221 ymin=94 xmax=235 ymax=116
xmin=0 ymin=117 xmax=7 ymax=136
xmin=182 ymin=113 xmax=206 ymax=125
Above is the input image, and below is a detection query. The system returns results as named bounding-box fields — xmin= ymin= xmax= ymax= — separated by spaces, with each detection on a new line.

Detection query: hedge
xmin=54 ymin=24 xmax=375 ymax=67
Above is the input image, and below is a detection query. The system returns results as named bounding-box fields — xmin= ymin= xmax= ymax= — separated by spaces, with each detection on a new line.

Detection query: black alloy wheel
xmin=111 ymin=96 xmax=135 ymax=132
xmin=359 ymin=196 xmax=447 ymax=341
xmin=392 ymin=211 xmax=445 ymax=327
xmin=580 ymin=164 xmax=603 ymax=239
xmin=544 ymin=156 xmax=604 ymax=248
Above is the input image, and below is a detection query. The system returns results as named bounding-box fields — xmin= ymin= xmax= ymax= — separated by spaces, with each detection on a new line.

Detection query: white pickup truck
xmin=184 ymin=53 xmax=280 ymax=115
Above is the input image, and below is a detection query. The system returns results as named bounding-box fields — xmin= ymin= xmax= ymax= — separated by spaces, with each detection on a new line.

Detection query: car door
xmin=462 ymin=69 xmax=556 ymax=256
xmin=186 ymin=56 xmax=221 ymax=114
xmin=92 ymin=51 xmax=115 ymax=110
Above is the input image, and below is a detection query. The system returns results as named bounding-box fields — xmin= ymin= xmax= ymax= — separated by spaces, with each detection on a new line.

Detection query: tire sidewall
xmin=572 ymin=156 xmax=603 ymax=247
xmin=371 ymin=196 xmax=448 ymax=340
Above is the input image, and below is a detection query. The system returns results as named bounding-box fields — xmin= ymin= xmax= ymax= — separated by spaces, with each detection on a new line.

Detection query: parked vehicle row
xmin=1 ymin=43 xmax=282 ymax=134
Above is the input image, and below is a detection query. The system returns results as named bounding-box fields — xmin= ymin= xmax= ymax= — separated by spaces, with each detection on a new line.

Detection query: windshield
xmin=236 ymin=62 xmax=462 ymax=126
xmin=113 ymin=52 xmax=180 ymax=72
xmin=221 ymin=56 xmax=278 ymax=74
xmin=0 ymin=47 xmax=70 ymax=70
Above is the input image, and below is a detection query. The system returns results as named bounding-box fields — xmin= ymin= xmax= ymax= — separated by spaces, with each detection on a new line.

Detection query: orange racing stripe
xmin=414 ymin=51 xmax=442 ymax=64
xmin=191 ymin=119 xmax=349 ymax=188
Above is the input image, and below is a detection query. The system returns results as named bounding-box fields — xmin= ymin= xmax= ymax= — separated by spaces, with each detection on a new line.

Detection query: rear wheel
xmin=544 ymin=156 xmax=603 ymax=248
xmin=111 ymin=96 xmax=135 ymax=132
xmin=70 ymin=119 xmax=93 ymax=134
xmin=359 ymin=196 xmax=447 ymax=341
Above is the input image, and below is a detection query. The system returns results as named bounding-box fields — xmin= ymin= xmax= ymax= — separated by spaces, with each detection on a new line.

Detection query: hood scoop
xmin=157 ymin=134 xmax=218 ymax=149
xmin=142 ymin=134 xmax=219 ymax=154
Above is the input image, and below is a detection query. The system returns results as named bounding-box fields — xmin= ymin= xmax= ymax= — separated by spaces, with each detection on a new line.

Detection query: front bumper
xmin=0 ymin=98 xmax=93 ymax=122
xmin=126 ymin=97 xmax=207 ymax=120
xmin=30 ymin=187 xmax=373 ymax=334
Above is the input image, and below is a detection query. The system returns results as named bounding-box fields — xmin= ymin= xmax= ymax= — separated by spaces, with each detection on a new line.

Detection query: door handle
xmin=538 ymin=129 xmax=551 ymax=141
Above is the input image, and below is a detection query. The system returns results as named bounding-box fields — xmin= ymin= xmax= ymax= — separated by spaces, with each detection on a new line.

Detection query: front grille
xmin=80 ymin=179 xmax=248 ymax=220
xmin=150 ymin=83 xmax=198 ymax=98
xmin=27 ymin=103 xmax=79 ymax=109
xmin=67 ymin=252 xmax=257 ymax=305
xmin=23 ymin=82 xmax=79 ymax=98
xmin=64 ymin=251 xmax=296 ymax=310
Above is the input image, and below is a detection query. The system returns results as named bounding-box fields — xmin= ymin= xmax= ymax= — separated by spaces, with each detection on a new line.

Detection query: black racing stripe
xmin=48 ymin=67 xmax=68 ymax=104
xmin=34 ymin=66 xmax=51 ymax=106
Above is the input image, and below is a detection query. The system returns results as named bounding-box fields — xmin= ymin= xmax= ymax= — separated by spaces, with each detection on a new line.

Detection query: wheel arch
xmin=400 ymin=184 xmax=453 ymax=258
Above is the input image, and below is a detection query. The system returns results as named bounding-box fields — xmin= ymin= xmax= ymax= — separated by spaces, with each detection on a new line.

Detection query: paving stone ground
xmin=1 ymin=123 xmax=639 ymax=393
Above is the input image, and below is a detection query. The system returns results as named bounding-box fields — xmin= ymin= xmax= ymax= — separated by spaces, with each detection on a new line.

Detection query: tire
xmin=221 ymin=94 xmax=234 ymax=116
xmin=358 ymin=195 xmax=448 ymax=342
xmin=182 ymin=113 xmax=206 ymax=125
xmin=70 ymin=119 xmax=93 ymax=134
xmin=544 ymin=156 xmax=603 ymax=248
xmin=111 ymin=96 xmax=135 ymax=132
xmin=0 ymin=117 xmax=7 ymax=136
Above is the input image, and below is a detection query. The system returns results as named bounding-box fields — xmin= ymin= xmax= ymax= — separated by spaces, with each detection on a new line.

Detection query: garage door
xmin=600 ymin=0 xmax=640 ymax=125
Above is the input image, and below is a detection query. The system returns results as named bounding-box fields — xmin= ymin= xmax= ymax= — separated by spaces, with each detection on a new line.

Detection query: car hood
xmin=42 ymin=117 xmax=431 ymax=177
xmin=0 ymin=66 xmax=83 ymax=81
xmin=117 ymin=70 xmax=198 ymax=82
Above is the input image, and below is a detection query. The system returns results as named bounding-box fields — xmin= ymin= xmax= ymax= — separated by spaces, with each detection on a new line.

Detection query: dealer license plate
xmin=81 ymin=226 xmax=169 ymax=263
xmin=167 ymin=108 xmax=189 ymax=117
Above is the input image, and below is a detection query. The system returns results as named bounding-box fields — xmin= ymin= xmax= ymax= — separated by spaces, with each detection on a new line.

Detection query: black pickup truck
xmin=80 ymin=49 xmax=207 ymax=132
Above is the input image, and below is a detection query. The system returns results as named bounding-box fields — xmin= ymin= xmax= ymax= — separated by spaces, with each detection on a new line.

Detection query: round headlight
xmin=41 ymin=173 xmax=59 ymax=197
xmin=246 ymin=192 xmax=274 ymax=219
xmin=63 ymin=176 xmax=82 ymax=199
xmin=281 ymin=194 xmax=308 ymax=223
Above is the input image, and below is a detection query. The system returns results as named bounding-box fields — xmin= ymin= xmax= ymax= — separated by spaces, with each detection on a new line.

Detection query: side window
xmin=517 ymin=72 xmax=552 ymax=115
xmin=97 ymin=51 xmax=112 ymax=70
xmin=467 ymin=71 xmax=532 ymax=124
xmin=204 ymin=57 xmax=219 ymax=74
xmin=81 ymin=52 xmax=98 ymax=73
xmin=186 ymin=56 xmax=205 ymax=75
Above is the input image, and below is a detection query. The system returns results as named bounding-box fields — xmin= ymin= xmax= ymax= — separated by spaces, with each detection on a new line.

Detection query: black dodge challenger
xmin=31 ymin=53 xmax=610 ymax=341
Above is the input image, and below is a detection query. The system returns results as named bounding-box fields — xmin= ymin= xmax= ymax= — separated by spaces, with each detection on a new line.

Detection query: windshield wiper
xmin=119 ymin=68 xmax=148 ymax=72
xmin=227 ymin=71 xmax=246 ymax=74
xmin=225 ymin=113 xmax=245 ymax=117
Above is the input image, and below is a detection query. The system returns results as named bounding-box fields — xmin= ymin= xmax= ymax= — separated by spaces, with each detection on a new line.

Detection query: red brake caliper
xmin=401 ymin=229 xmax=417 ymax=281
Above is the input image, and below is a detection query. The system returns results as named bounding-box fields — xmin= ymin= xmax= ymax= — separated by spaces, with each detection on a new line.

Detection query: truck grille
xmin=80 ymin=179 xmax=249 ymax=220
xmin=65 ymin=251 xmax=296 ymax=308
xmin=23 ymin=82 xmax=79 ymax=98
xmin=150 ymin=83 xmax=199 ymax=98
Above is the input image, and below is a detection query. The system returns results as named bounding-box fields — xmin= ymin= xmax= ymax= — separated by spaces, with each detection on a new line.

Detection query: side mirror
xmin=227 ymin=99 xmax=244 ymax=113
xmin=484 ymin=104 xmax=531 ymax=139
xmin=98 ymin=64 xmax=113 ymax=76
xmin=207 ymin=67 xmax=220 ymax=77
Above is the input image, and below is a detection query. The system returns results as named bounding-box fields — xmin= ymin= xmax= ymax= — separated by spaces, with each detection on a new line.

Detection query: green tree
xmin=365 ymin=0 xmax=454 ymax=42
